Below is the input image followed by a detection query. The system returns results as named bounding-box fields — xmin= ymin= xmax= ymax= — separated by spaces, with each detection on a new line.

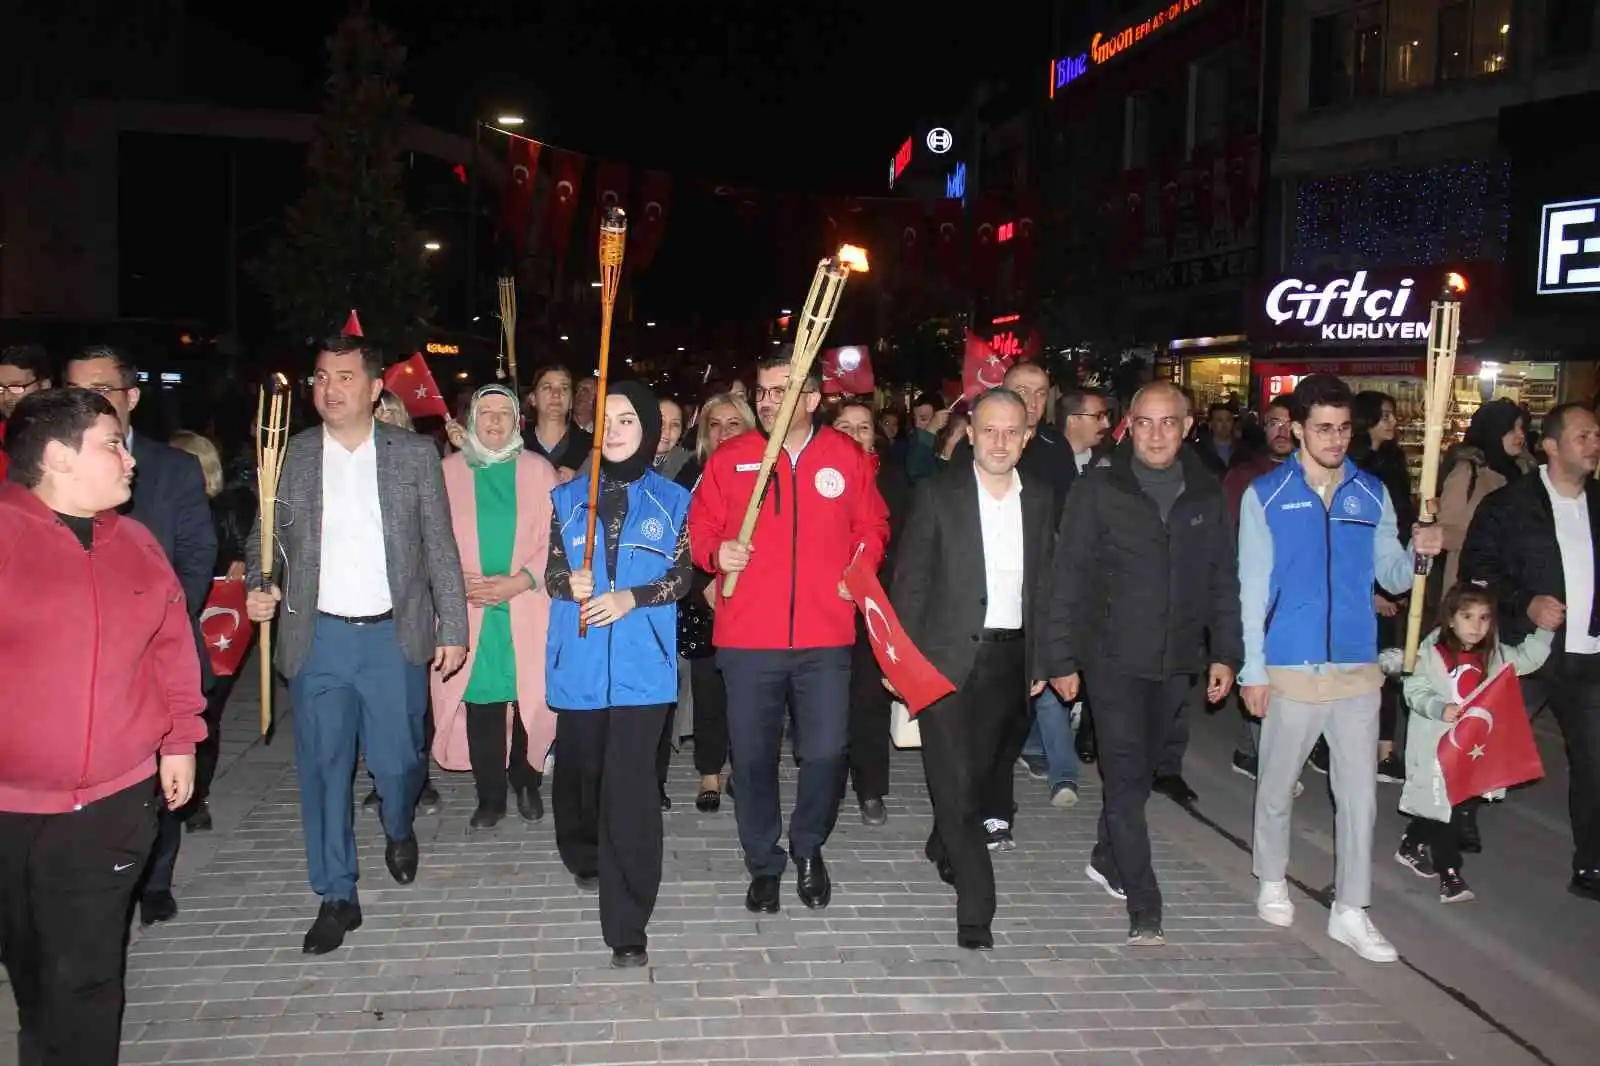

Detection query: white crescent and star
xmin=1446 ymin=705 xmax=1496 ymax=751
xmin=415 ymin=386 xmax=430 ymax=400
xmin=512 ymin=164 xmax=530 ymax=186
xmin=556 ymin=179 xmax=575 ymax=202
xmin=975 ymin=356 xmax=1008 ymax=390
xmin=862 ymin=597 xmax=899 ymax=664
xmin=200 ymin=605 xmax=240 ymax=650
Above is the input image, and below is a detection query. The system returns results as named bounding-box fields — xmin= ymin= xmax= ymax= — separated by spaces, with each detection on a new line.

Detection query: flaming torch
xmin=1403 ymin=271 xmax=1468 ymax=673
xmin=722 ymin=244 xmax=869 ymax=598
xmin=578 ymin=207 xmax=629 ymax=636
xmin=255 ymin=373 xmax=292 ymax=735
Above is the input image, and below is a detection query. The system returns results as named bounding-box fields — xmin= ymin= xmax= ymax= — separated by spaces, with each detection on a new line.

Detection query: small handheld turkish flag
xmin=343 ymin=309 xmax=364 ymax=338
xmin=962 ymin=331 xmax=1012 ymax=401
xmin=820 ymin=345 xmax=875 ymax=395
xmin=201 ymin=577 xmax=254 ymax=677
xmin=383 ymin=353 xmax=450 ymax=419
xmin=843 ymin=554 xmax=955 ymax=716
xmin=1437 ymin=663 xmax=1545 ymax=807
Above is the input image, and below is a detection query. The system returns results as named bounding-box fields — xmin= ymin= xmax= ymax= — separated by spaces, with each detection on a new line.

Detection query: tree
xmin=254 ymin=9 xmax=433 ymax=352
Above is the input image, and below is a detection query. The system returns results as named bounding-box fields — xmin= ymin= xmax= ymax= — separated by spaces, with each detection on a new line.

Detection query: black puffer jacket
xmin=1039 ymin=441 xmax=1243 ymax=681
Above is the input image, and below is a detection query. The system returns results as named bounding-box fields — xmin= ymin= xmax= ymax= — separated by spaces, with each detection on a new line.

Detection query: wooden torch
xmin=578 ymin=206 xmax=629 ymax=636
xmin=255 ymin=373 xmax=292 ymax=736
xmin=498 ymin=276 xmax=519 ymax=394
xmin=722 ymin=244 xmax=869 ymax=598
xmin=1402 ymin=271 xmax=1468 ymax=673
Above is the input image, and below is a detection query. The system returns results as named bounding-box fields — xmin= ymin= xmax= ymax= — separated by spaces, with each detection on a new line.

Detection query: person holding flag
xmin=1397 ymin=582 xmax=1552 ymax=903
xmin=890 ymin=388 xmax=1056 ymax=950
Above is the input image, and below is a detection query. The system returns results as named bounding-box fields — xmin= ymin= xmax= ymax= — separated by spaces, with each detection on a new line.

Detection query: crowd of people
xmin=2 ymin=333 xmax=1598 ymax=1066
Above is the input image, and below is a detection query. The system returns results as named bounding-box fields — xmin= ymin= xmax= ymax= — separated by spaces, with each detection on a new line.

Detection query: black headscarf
xmin=599 ymin=380 xmax=662 ymax=484
xmin=1461 ymin=397 xmax=1525 ymax=483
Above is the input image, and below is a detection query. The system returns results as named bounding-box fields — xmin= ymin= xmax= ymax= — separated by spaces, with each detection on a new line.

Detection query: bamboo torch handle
xmin=1402 ymin=297 xmax=1461 ymax=673
xmin=578 ymin=210 xmax=628 ymax=636
xmin=720 ymin=396 xmax=802 ymax=598
xmin=258 ymin=617 xmax=273 ymax=736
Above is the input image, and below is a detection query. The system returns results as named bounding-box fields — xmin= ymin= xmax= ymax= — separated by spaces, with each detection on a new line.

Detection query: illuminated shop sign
xmin=946 ymin=162 xmax=966 ymax=201
xmin=888 ymin=137 xmax=913 ymax=189
xmin=1047 ymin=0 xmax=1207 ymax=99
xmin=1537 ymin=197 xmax=1600 ymax=295
xmin=1255 ymin=268 xmax=1450 ymax=345
xmin=425 ymin=341 xmax=461 ymax=355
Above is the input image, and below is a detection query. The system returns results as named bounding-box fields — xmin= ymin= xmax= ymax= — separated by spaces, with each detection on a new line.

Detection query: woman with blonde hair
xmin=375 ymin=390 xmax=414 ymax=429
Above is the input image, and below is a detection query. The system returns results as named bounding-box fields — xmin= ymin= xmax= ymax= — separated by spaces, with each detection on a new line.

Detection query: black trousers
xmin=1154 ymin=682 xmax=1196 ymax=778
xmin=920 ymin=638 xmax=1029 ymax=937
xmin=689 ymin=656 xmax=730 ymax=777
xmin=194 ymin=671 xmax=239 ymax=804
xmin=848 ymin=618 xmax=892 ymax=800
xmin=464 ymin=702 xmax=537 ymax=812
xmin=656 ymin=703 xmax=675 ymax=788
xmin=552 ymin=705 xmax=670 ymax=950
xmin=1 ymin=777 xmax=158 ymax=1066
xmin=1087 ymin=671 xmax=1197 ymax=921
xmin=1405 ymin=801 xmax=1478 ymax=874
xmin=1548 ymin=651 xmax=1600 ymax=874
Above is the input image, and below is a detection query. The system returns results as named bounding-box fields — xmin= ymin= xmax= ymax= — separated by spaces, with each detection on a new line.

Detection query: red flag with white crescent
xmin=820 ymin=345 xmax=874 ymax=396
xmin=544 ymin=149 xmax=587 ymax=261
xmin=843 ymin=555 xmax=955 ymax=717
xmin=201 ymin=577 xmax=254 ymax=677
xmin=1437 ymin=662 xmax=1545 ymax=807
xmin=499 ymin=137 xmax=542 ymax=257
xmin=962 ymin=331 xmax=1012 ymax=401
xmin=633 ymin=169 xmax=672 ymax=270
xmin=383 ymin=354 xmax=450 ymax=420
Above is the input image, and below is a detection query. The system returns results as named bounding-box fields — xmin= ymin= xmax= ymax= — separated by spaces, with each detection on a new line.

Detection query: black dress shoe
xmin=659 ymin=786 xmax=672 ymax=812
xmin=468 ymin=805 xmax=503 ymax=830
xmin=302 ymin=899 xmax=363 ymax=955
xmin=1152 ymin=773 xmax=1198 ymax=807
xmin=515 ymin=782 xmax=544 ymax=822
xmin=139 ymin=891 xmax=178 ymax=927
xmin=575 ymin=871 xmax=600 ymax=892
xmin=795 ymin=855 xmax=832 ymax=910
xmin=185 ymin=801 xmax=213 ymax=833
xmin=859 ymin=797 xmax=887 ymax=826
xmin=745 ymin=874 xmax=780 ymax=913
xmin=957 ymin=930 xmax=994 ymax=950
xmin=1569 ymin=870 xmax=1600 ymax=901
xmin=611 ymin=946 xmax=649 ymax=968
xmin=385 ymin=836 xmax=419 ymax=884
xmin=695 ymin=789 xmax=721 ymax=812
xmin=418 ymin=783 xmax=441 ymax=814
xmin=361 ymin=788 xmax=381 ymax=813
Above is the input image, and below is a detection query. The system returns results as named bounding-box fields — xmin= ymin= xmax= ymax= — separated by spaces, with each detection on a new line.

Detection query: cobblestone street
xmin=4 ymin=663 xmax=1505 ymax=1065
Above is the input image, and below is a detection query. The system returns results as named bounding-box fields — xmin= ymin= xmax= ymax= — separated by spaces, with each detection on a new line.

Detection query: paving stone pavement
xmin=7 ymin=661 xmax=1458 ymax=1066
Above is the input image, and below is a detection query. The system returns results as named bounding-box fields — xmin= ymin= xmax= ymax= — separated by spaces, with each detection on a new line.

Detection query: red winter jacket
xmin=0 ymin=484 xmax=206 ymax=814
xmin=688 ymin=426 xmax=889 ymax=649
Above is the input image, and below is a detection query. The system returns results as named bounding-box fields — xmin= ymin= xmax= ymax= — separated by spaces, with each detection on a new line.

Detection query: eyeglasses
xmin=1307 ymin=422 xmax=1354 ymax=441
xmin=0 ymin=379 xmax=39 ymax=396
xmin=752 ymin=385 xmax=816 ymax=403
xmin=73 ymin=384 xmax=133 ymax=396
xmin=1264 ymin=418 xmax=1292 ymax=430
xmin=1068 ymin=411 xmax=1111 ymax=423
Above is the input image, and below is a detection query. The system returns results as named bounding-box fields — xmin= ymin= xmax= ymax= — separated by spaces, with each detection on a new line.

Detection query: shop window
xmin=1124 ymin=93 xmax=1151 ymax=171
xmin=1546 ymin=0 xmax=1594 ymax=59
xmin=1471 ymin=2 xmax=1512 ymax=74
xmin=1191 ymin=49 xmax=1232 ymax=152
xmin=1437 ymin=3 xmax=1470 ymax=81
xmin=1387 ymin=0 xmax=1437 ymax=92
xmin=1309 ymin=5 xmax=1386 ymax=107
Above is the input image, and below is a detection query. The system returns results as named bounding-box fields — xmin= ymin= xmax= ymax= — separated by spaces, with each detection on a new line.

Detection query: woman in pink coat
xmin=430 ymin=385 xmax=558 ymax=828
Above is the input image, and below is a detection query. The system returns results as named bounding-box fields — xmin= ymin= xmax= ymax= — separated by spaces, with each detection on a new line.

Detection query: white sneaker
xmin=1256 ymin=880 xmax=1294 ymax=927
xmin=1327 ymin=905 xmax=1399 ymax=963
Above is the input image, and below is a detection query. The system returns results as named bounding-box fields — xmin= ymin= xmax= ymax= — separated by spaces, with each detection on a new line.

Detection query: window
xmin=1387 ymin=0 xmax=1437 ymax=91
xmin=1309 ymin=5 xmax=1386 ymax=107
xmin=1125 ymin=93 xmax=1151 ymax=170
xmin=1191 ymin=49 xmax=1232 ymax=152
xmin=1353 ymin=19 xmax=1384 ymax=97
xmin=1471 ymin=2 xmax=1512 ymax=74
xmin=1438 ymin=3 xmax=1470 ymax=80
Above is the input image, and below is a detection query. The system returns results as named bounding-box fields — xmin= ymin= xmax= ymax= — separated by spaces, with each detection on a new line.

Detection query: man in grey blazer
xmin=247 ymin=335 xmax=468 ymax=955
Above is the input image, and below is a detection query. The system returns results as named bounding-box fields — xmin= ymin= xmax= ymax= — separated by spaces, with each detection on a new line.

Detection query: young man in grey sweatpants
xmin=1235 ymin=375 xmax=1442 ymax=963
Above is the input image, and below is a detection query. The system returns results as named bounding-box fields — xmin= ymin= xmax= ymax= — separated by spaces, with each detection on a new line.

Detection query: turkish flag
xmin=383 ymin=354 xmax=450 ymax=420
xmin=1113 ymin=415 xmax=1131 ymax=443
xmin=633 ymin=169 xmax=672 ymax=270
xmin=843 ymin=555 xmax=954 ymax=717
xmin=499 ymin=137 xmax=542 ymax=257
xmin=544 ymin=149 xmax=587 ymax=261
xmin=820 ymin=345 xmax=874 ymax=396
xmin=1438 ymin=663 xmax=1546 ymax=807
xmin=962 ymin=331 xmax=1012 ymax=401
xmin=201 ymin=577 xmax=254 ymax=677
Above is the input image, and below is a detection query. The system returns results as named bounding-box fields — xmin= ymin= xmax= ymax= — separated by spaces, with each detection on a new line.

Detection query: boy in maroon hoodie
xmin=0 ymin=388 xmax=206 ymax=1066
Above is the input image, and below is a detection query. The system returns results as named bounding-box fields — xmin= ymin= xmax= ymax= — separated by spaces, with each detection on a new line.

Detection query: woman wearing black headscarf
xmin=544 ymin=380 xmax=692 ymax=969
xmin=1437 ymin=398 xmax=1530 ymax=591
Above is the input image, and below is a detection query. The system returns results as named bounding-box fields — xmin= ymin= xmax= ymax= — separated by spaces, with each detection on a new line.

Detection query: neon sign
xmin=425 ymin=342 xmax=461 ymax=355
xmin=992 ymin=313 xmax=1021 ymax=325
xmin=991 ymin=331 xmax=1025 ymax=358
xmin=1047 ymin=0 xmax=1206 ymax=98
xmin=888 ymin=137 xmax=913 ymax=188
xmin=945 ymin=162 xmax=967 ymax=201
xmin=997 ymin=221 xmax=1015 ymax=243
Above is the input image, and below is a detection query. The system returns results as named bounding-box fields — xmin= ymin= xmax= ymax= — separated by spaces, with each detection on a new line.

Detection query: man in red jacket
xmin=0 ymin=388 xmax=206 ymax=1066
xmin=688 ymin=351 xmax=889 ymax=913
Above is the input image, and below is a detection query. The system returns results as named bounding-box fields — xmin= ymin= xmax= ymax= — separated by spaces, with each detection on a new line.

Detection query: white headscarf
xmin=461 ymin=384 xmax=525 ymax=469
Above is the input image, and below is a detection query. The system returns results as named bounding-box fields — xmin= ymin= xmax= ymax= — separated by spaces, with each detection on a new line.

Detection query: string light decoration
xmin=1290 ymin=160 xmax=1510 ymax=268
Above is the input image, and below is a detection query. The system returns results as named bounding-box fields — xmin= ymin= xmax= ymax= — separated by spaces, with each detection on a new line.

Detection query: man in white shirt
xmin=1460 ymin=402 xmax=1600 ymax=901
xmin=247 ymin=336 xmax=468 ymax=954
xmin=890 ymin=389 xmax=1056 ymax=949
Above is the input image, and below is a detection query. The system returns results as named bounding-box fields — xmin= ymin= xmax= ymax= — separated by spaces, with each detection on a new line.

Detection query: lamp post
xmin=464 ymin=114 xmax=525 ymax=328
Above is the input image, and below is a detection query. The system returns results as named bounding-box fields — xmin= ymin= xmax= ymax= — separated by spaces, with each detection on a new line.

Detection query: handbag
xmin=889 ymin=701 xmax=922 ymax=749
xmin=677 ymin=587 xmax=716 ymax=660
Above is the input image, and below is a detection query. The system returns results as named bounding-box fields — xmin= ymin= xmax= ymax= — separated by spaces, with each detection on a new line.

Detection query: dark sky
xmin=193 ymin=1 xmax=1055 ymax=193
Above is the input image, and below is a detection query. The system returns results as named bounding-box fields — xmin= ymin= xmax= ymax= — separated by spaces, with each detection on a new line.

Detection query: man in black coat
xmin=1041 ymin=381 xmax=1241 ymax=945
xmin=64 ymin=347 xmax=216 ymax=928
xmin=891 ymin=389 xmax=1056 ymax=949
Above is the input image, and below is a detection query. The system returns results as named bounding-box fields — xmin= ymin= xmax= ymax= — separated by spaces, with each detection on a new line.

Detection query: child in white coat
xmin=1397 ymin=582 xmax=1552 ymax=903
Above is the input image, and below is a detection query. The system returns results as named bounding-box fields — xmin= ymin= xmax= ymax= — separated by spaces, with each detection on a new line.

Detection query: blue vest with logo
xmin=546 ymin=470 xmax=690 ymax=710
xmin=1255 ymin=455 xmax=1389 ymax=668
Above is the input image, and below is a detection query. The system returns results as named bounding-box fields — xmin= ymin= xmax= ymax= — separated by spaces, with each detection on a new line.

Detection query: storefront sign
xmin=1047 ymin=0 xmax=1206 ymax=98
xmin=1255 ymin=268 xmax=1449 ymax=346
xmin=1537 ymin=197 xmax=1600 ymax=294
xmin=1129 ymin=249 xmax=1256 ymax=294
xmin=425 ymin=341 xmax=460 ymax=355
xmin=888 ymin=137 xmax=913 ymax=189
xmin=945 ymin=162 xmax=966 ymax=201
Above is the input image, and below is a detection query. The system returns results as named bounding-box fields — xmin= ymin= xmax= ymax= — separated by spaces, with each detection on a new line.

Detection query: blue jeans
xmin=1022 ymin=686 xmax=1080 ymax=791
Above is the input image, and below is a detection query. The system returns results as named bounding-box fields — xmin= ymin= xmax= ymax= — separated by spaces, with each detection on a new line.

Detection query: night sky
xmin=194 ymin=1 xmax=1054 ymax=192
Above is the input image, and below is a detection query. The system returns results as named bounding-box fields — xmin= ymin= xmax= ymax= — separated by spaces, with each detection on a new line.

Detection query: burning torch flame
xmin=837 ymin=244 xmax=870 ymax=273
xmin=1445 ymin=272 xmax=1469 ymax=295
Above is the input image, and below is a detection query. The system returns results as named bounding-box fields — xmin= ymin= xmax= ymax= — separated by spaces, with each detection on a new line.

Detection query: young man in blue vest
xmin=1237 ymin=374 xmax=1442 ymax=963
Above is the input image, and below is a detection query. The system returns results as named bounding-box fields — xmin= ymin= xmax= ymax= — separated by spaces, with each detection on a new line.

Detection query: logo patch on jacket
xmin=640 ymin=517 xmax=665 ymax=541
xmin=814 ymin=467 xmax=845 ymax=499
xmin=1281 ymin=500 xmax=1314 ymax=511
xmin=1342 ymin=495 xmax=1362 ymax=516
xmin=735 ymin=462 xmax=761 ymax=472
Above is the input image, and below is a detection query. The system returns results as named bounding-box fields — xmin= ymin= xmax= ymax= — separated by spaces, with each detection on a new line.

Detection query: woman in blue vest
xmin=545 ymin=379 xmax=691 ymax=968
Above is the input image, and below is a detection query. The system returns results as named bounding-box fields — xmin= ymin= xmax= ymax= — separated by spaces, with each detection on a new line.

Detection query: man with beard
xmin=1238 ymin=375 xmax=1441 ymax=962
xmin=688 ymin=350 xmax=889 ymax=913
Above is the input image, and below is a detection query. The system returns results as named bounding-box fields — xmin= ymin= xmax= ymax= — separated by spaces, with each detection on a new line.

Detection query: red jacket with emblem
xmin=0 ymin=483 xmax=206 ymax=814
xmin=688 ymin=426 xmax=889 ymax=649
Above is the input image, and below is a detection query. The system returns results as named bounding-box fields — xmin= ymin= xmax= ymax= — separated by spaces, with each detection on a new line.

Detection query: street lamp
xmin=497 ymin=115 xmax=526 ymax=126
xmin=424 ymin=240 xmax=442 ymax=252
